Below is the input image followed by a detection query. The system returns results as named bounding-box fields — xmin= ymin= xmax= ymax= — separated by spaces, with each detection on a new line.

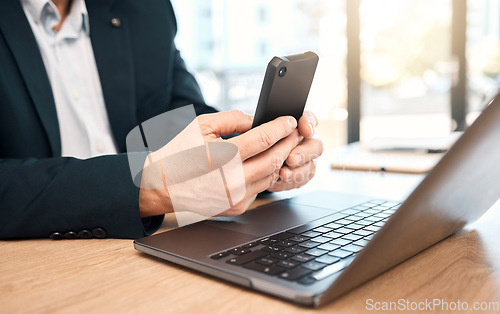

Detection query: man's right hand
xmin=139 ymin=110 xmax=300 ymax=218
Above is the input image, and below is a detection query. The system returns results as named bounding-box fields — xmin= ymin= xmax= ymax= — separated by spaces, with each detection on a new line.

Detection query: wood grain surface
xmin=1 ymin=149 xmax=499 ymax=313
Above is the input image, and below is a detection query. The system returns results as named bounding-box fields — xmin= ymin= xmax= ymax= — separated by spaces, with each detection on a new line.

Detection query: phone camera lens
xmin=278 ymin=67 xmax=287 ymax=77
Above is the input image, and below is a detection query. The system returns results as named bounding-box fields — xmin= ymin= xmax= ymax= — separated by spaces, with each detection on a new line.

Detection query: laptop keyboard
xmin=210 ymin=200 xmax=400 ymax=285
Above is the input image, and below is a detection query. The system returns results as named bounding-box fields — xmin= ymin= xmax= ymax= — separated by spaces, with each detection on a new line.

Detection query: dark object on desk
xmin=135 ymin=92 xmax=500 ymax=307
xmin=371 ymin=147 xmax=448 ymax=154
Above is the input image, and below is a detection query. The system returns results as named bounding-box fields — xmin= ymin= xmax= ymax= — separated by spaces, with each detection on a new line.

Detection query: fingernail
xmin=309 ymin=123 xmax=314 ymax=135
xmin=288 ymin=117 xmax=297 ymax=129
xmin=282 ymin=167 xmax=292 ymax=181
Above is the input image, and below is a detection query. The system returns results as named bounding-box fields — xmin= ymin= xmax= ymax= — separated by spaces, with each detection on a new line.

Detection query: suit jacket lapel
xmin=0 ymin=1 xmax=61 ymax=156
xmin=86 ymin=0 xmax=136 ymax=153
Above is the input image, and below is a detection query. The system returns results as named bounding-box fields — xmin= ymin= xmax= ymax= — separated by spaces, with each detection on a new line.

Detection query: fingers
xmin=286 ymin=136 xmax=324 ymax=167
xmin=243 ymin=130 xmax=302 ymax=183
xmin=298 ymin=111 xmax=318 ymax=138
xmin=229 ymin=116 xmax=297 ymax=160
xmin=215 ymin=127 xmax=300 ymax=217
xmin=267 ymin=160 xmax=317 ymax=192
xmin=197 ymin=110 xmax=254 ymax=138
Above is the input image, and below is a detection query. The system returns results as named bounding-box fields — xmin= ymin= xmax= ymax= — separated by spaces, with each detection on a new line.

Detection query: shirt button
xmin=92 ymin=228 xmax=107 ymax=239
xmin=64 ymin=231 xmax=78 ymax=239
xmin=96 ymin=141 xmax=105 ymax=153
xmin=78 ymin=230 xmax=93 ymax=239
xmin=72 ymin=90 xmax=80 ymax=101
xmin=49 ymin=232 xmax=64 ymax=240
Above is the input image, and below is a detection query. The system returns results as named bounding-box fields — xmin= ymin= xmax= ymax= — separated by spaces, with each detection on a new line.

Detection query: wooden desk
xmin=1 ymin=149 xmax=499 ymax=313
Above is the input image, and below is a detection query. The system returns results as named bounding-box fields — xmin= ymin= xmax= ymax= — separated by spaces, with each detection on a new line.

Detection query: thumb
xmin=198 ymin=110 xmax=253 ymax=137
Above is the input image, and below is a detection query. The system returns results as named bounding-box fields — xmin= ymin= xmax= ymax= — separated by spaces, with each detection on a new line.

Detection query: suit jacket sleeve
xmin=0 ymin=154 xmax=165 ymax=239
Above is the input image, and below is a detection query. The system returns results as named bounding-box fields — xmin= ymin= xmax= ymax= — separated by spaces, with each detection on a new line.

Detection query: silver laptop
xmin=134 ymin=93 xmax=500 ymax=307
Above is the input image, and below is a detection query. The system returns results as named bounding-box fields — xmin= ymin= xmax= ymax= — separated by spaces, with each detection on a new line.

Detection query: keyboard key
xmin=343 ymin=215 xmax=363 ymax=222
xmin=356 ymin=212 xmax=372 ymax=218
xmin=342 ymin=244 xmax=364 ymax=253
xmin=374 ymin=213 xmax=391 ymax=219
xmin=315 ymin=255 xmax=340 ymax=265
xmin=342 ymin=234 xmax=362 ymax=241
xmin=291 ymin=254 xmax=315 ymax=263
xmin=334 ymin=219 xmax=352 ymax=225
xmin=279 ymin=267 xmax=312 ymax=281
xmin=330 ymin=238 xmax=351 ymax=246
xmin=324 ymin=222 xmax=342 ymax=229
xmin=301 ymin=231 xmax=322 ymax=238
xmin=312 ymin=256 xmax=355 ymax=280
xmin=365 ymin=234 xmax=374 ymax=240
xmin=270 ymin=252 xmax=294 ymax=260
xmin=317 ymin=243 xmax=340 ymax=251
xmin=288 ymin=235 xmax=310 ymax=242
xmin=365 ymin=216 xmax=381 ymax=222
xmin=364 ymin=225 xmax=381 ymax=232
xmin=227 ymin=248 xmax=251 ymax=255
xmin=277 ymin=260 xmax=300 ymax=269
xmin=313 ymin=226 xmax=332 ymax=233
xmin=210 ymin=252 xmax=229 ymax=260
xmin=241 ymin=242 xmax=259 ymax=249
xmin=256 ymin=257 xmax=279 ymax=266
xmin=261 ymin=245 xmax=282 ymax=253
xmin=323 ymin=231 xmax=343 ymax=239
xmin=345 ymin=223 xmax=364 ymax=230
xmin=353 ymin=229 xmax=372 ymax=237
xmin=334 ymin=228 xmax=352 ymax=234
xmin=356 ymin=219 xmax=374 ymax=226
xmin=353 ymin=239 xmax=370 ymax=247
xmin=298 ymin=276 xmax=317 ymax=285
xmin=226 ymin=250 xmax=268 ymax=265
xmin=310 ymin=236 xmax=331 ymax=244
xmin=275 ymin=240 xmax=297 ymax=247
xmin=243 ymin=262 xmax=285 ymax=275
xmin=298 ymin=241 xmax=320 ymax=249
xmin=302 ymin=260 xmax=327 ymax=271
xmin=328 ymin=249 xmax=353 ymax=259
xmin=259 ymin=238 xmax=278 ymax=245
xmin=285 ymin=246 xmax=308 ymax=254
xmin=373 ymin=221 xmax=385 ymax=227
xmin=270 ymin=232 xmax=293 ymax=240
xmin=305 ymin=248 xmax=328 ymax=257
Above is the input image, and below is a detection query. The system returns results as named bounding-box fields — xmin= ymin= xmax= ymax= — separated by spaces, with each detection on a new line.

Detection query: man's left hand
xmin=267 ymin=111 xmax=323 ymax=192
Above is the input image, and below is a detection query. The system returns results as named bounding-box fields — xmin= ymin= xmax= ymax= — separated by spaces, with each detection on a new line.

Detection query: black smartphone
xmin=251 ymin=51 xmax=319 ymax=128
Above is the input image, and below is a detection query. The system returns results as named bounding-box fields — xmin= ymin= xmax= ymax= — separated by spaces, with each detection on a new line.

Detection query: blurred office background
xmin=171 ymin=0 xmax=500 ymax=149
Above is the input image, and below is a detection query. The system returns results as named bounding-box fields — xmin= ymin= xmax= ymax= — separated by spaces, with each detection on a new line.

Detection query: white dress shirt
xmin=21 ymin=0 xmax=118 ymax=159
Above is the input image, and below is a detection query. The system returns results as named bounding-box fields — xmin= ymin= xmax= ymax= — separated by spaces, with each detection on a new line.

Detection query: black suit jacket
xmin=0 ymin=0 xmax=216 ymax=239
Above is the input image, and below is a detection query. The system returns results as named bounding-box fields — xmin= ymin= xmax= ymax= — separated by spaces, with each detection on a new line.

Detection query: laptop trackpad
xmin=205 ymin=200 xmax=333 ymax=237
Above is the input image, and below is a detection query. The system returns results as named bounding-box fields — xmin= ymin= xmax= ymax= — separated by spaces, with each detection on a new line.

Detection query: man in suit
xmin=0 ymin=0 xmax=323 ymax=239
